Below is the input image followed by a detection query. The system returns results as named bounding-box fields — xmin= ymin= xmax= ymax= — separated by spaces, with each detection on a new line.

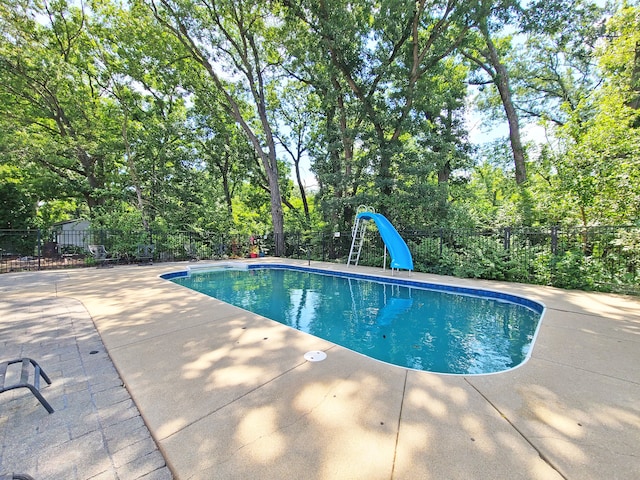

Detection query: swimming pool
xmin=162 ymin=264 xmax=544 ymax=375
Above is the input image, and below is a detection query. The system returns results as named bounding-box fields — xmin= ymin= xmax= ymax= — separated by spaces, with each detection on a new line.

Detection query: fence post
xmin=439 ymin=228 xmax=444 ymax=256
xmin=37 ymin=228 xmax=42 ymax=270
xmin=551 ymin=226 xmax=558 ymax=255
xmin=503 ymin=227 xmax=511 ymax=251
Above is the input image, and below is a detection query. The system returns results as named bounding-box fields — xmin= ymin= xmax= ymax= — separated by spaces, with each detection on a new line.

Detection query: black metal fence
xmin=1 ymin=225 xmax=638 ymax=295
xmin=0 ymin=228 xmax=262 ymax=271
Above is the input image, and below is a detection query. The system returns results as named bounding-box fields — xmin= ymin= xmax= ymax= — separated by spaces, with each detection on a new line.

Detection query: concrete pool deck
xmin=1 ymin=259 xmax=639 ymax=479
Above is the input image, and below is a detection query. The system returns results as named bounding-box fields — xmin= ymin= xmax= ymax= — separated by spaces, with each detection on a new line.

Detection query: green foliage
xmin=0 ymin=0 xmax=123 ymax=210
xmin=548 ymin=250 xmax=596 ymax=290
xmin=0 ymin=181 xmax=35 ymax=230
xmin=453 ymin=239 xmax=509 ymax=280
xmin=406 ymin=226 xmax=639 ymax=293
xmin=409 ymin=239 xmax=457 ymax=276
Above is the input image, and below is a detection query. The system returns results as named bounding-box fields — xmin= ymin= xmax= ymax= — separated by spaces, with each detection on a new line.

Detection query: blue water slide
xmin=356 ymin=212 xmax=414 ymax=271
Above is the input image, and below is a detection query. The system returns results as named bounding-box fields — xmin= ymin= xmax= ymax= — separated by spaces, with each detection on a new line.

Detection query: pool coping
xmin=2 ymin=258 xmax=639 ymax=480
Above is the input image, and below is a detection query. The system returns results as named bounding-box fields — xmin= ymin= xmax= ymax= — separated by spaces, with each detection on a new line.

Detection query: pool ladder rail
xmin=347 ymin=205 xmax=375 ymax=267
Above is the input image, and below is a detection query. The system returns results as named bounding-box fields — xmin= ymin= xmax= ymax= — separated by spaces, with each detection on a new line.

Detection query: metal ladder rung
xmin=347 ymin=217 xmax=368 ymax=266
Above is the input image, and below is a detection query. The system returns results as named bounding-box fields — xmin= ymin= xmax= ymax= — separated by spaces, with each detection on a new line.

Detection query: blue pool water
xmin=163 ymin=265 xmax=543 ymax=375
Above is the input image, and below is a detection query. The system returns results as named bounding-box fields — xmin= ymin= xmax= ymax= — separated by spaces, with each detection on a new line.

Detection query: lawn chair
xmin=88 ymin=245 xmax=118 ymax=268
xmin=136 ymin=244 xmax=155 ymax=265
xmin=0 ymin=358 xmax=53 ymax=414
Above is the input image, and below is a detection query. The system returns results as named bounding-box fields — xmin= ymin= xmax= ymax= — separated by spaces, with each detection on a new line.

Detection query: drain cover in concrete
xmin=304 ymin=351 xmax=327 ymax=362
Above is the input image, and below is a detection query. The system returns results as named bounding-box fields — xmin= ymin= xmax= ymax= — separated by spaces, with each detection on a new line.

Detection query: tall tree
xmin=91 ymin=0 xmax=205 ymax=231
xmin=513 ymin=0 xmax=606 ymax=129
xmin=552 ymin=2 xmax=640 ymax=226
xmin=189 ymin=98 xmax=258 ymax=219
xmin=146 ymin=0 xmax=287 ymax=255
xmin=462 ymin=0 xmax=527 ymax=184
xmin=0 ymin=0 xmax=120 ymax=211
xmin=272 ymin=80 xmax=318 ymax=225
xmin=282 ymin=0 xmax=472 ymax=224
xmin=278 ymin=5 xmax=363 ymax=230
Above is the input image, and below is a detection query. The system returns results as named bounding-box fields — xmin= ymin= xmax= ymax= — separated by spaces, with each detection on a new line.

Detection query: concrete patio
xmin=1 ymin=259 xmax=639 ymax=479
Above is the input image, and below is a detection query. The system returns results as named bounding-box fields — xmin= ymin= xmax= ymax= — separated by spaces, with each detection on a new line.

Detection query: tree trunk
xmin=293 ymin=158 xmax=310 ymax=223
xmin=221 ymin=153 xmax=233 ymax=214
xmin=627 ymin=40 xmax=640 ymax=111
xmin=122 ymin=109 xmax=149 ymax=230
xmin=264 ymin=149 xmax=286 ymax=256
xmin=483 ymin=27 xmax=527 ymax=185
xmin=437 ymin=160 xmax=451 ymax=184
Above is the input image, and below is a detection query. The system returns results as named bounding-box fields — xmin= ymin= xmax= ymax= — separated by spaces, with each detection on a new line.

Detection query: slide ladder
xmin=347 ymin=205 xmax=374 ymax=267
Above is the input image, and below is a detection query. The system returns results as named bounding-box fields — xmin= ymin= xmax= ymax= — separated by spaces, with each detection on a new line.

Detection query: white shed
xmin=53 ymin=219 xmax=91 ymax=252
